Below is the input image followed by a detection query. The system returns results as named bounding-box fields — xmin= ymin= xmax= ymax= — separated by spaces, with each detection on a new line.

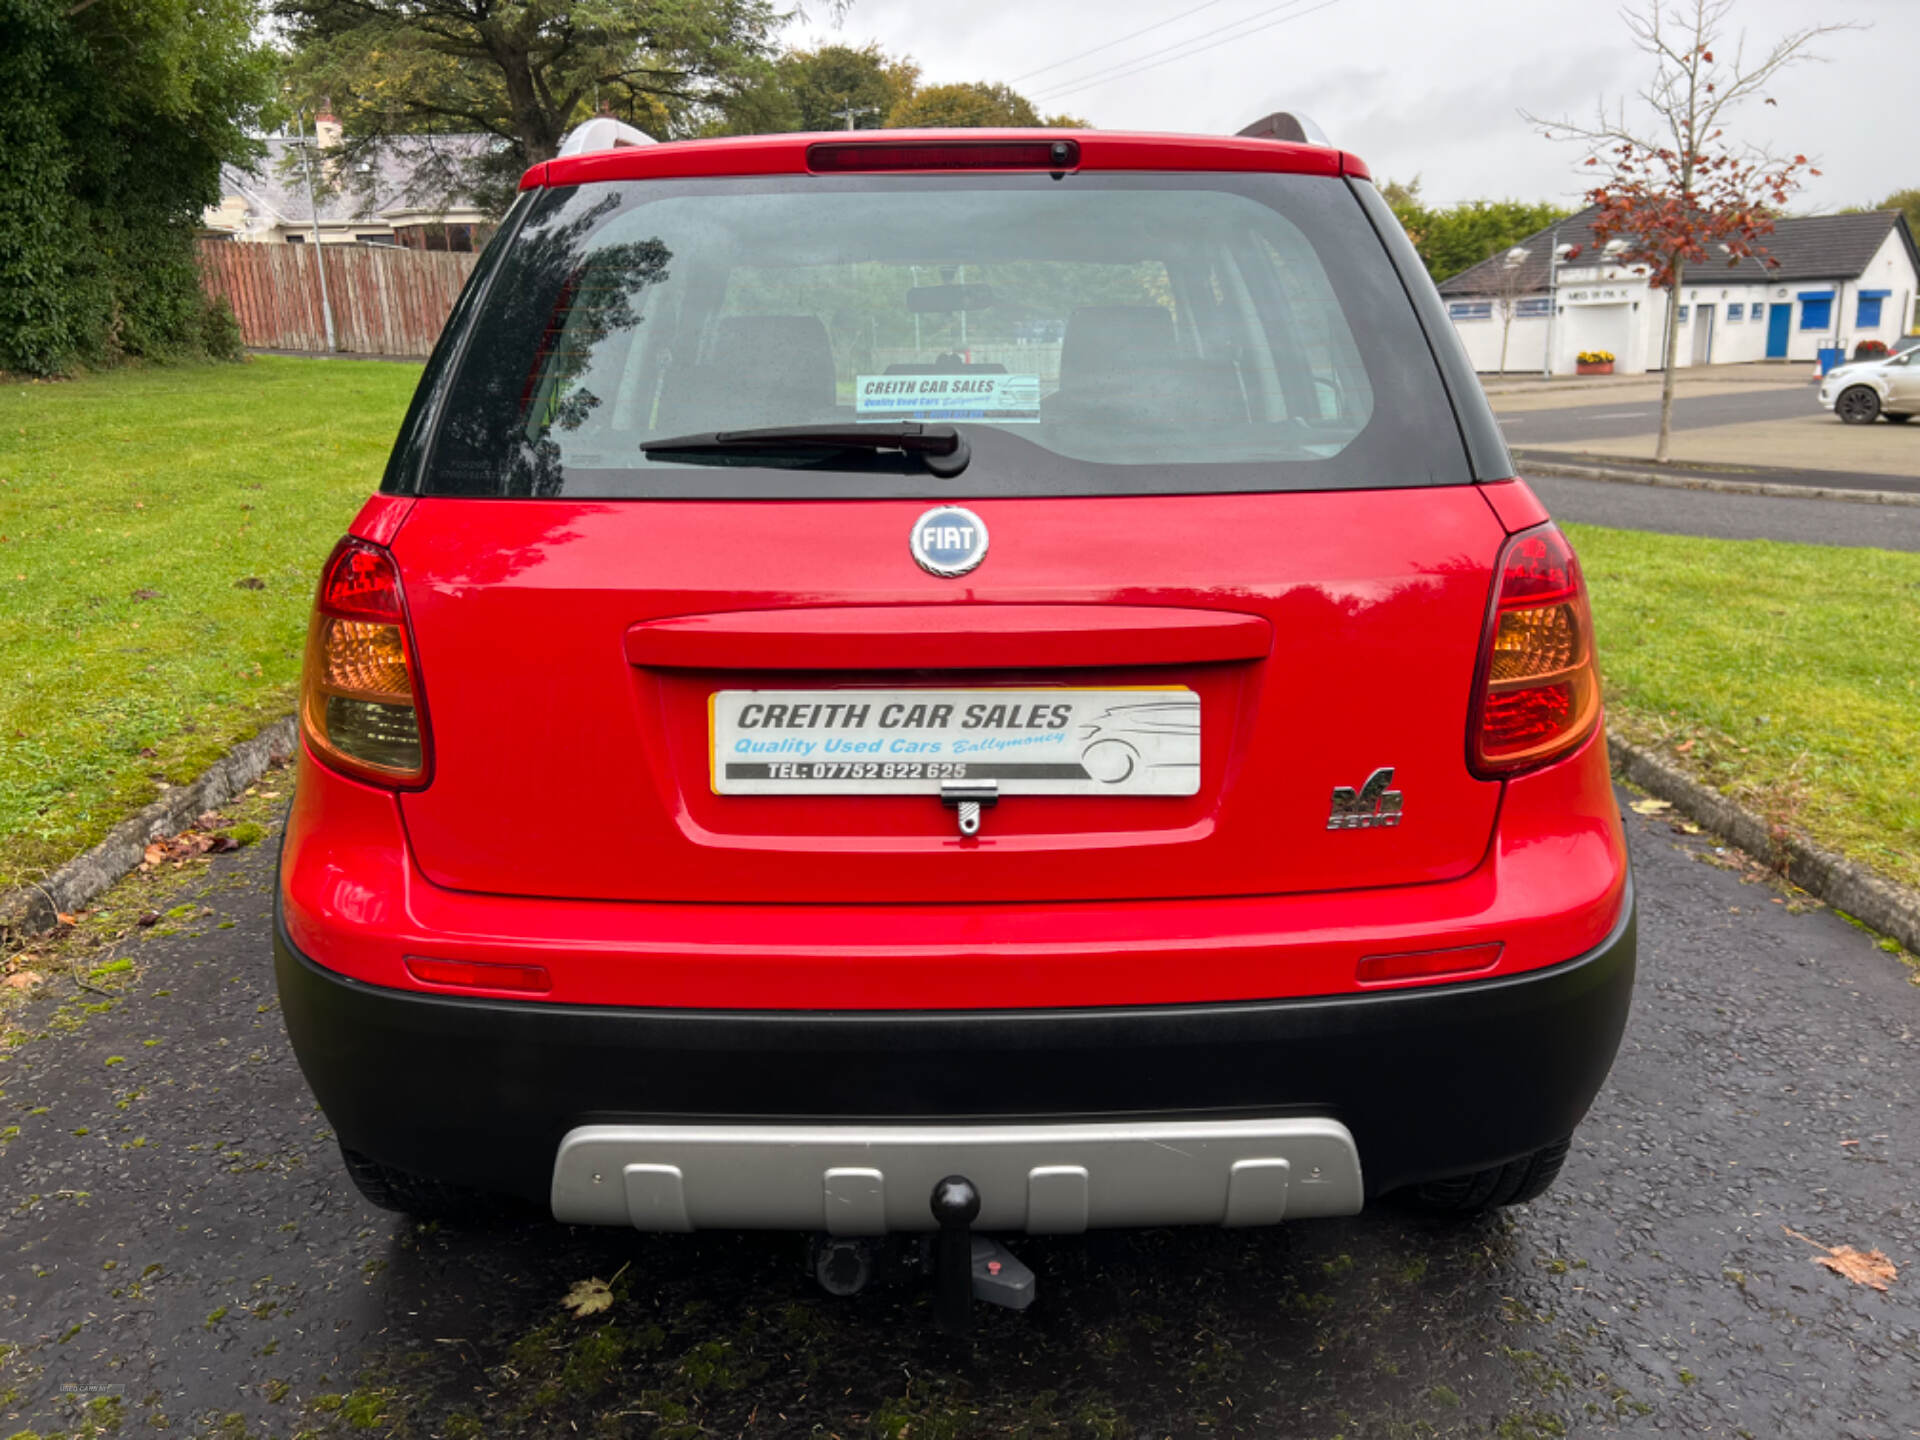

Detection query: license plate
xmin=711 ymin=688 xmax=1200 ymax=796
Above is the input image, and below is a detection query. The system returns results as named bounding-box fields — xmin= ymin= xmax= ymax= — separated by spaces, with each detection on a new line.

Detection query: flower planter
xmin=1576 ymin=361 xmax=1614 ymax=375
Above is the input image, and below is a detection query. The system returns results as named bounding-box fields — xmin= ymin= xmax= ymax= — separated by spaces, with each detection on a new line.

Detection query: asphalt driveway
xmin=2 ymin=794 xmax=1914 ymax=1438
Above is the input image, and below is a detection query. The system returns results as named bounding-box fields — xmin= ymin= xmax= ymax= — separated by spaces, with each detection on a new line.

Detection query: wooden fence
xmin=197 ymin=239 xmax=479 ymax=357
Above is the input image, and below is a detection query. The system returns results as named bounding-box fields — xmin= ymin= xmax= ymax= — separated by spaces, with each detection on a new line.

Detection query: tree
xmin=775 ymin=42 xmax=918 ymax=131
xmin=0 ymin=0 xmax=275 ymax=375
xmin=888 ymin=81 xmax=1084 ymax=130
xmin=1527 ymin=0 xmax=1845 ymax=461
xmin=1844 ymin=187 xmax=1920 ymax=236
xmin=275 ymin=0 xmax=792 ymax=214
xmin=1381 ymin=179 xmax=1573 ymax=284
xmin=1379 ymin=179 xmax=1571 ymax=284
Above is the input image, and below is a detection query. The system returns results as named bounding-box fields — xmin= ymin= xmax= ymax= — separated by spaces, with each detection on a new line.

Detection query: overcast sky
xmin=782 ymin=0 xmax=1909 ymax=213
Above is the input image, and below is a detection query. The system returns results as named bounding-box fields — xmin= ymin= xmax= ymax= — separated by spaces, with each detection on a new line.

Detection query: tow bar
xmin=806 ymin=1174 xmax=1037 ymax=1323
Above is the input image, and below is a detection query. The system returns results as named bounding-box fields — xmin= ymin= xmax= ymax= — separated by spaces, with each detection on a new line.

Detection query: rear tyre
xmin=1835 ymin=385 xmax=1882 ymax=424
xmin=339 ymin=1144 xmax=517 ymax=1222
xmin=1401 ymin=1138 xmax=1571 ymax=1217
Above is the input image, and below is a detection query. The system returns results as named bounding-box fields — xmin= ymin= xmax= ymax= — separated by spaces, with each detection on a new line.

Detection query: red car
xmin=275 ymin=120 xmax=1633 ymax=1299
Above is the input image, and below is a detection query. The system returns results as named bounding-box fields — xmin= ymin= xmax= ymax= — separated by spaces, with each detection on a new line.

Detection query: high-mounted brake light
xmin=301 ymin=537 xmax=431 ymax=787
xmin=807 ymin=139 xmax=1080 ymax=173
xmin=1468 ymin=523 xmax=1601 ymax=776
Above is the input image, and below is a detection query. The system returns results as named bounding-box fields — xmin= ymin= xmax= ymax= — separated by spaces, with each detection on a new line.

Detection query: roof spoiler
xmin=1237 ymin=112 xmax=1331 ymax=147
xmin=556 ymin=117 xmax=656 ymax=158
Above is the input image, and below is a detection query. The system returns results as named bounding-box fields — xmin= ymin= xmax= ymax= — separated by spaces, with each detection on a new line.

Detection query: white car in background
xmin=1820 ymin=348 xmax=1920 ymax=424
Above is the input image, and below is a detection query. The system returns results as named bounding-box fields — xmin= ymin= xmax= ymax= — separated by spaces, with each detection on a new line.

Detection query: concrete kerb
xmin=0 ymin=716 xmax=297 ymax=947
xmin=1518 ymin=454 xmax=1920 ymax=508
xmin=1609 ymin=735 xmax=1920 ymax=957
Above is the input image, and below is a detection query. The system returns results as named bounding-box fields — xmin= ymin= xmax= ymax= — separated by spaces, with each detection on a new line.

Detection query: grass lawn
xmin=0 ymin=357 xmax=419 ymax=895
xmin=2 ymin=359 xmax=1916 ymax=904
xmin=1569 ymin=523 xmax=1920 ymax=894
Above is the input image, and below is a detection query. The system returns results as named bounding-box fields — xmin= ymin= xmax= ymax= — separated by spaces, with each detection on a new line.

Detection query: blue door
xmin=1766 ymin=302 xmax=1791 ymax=358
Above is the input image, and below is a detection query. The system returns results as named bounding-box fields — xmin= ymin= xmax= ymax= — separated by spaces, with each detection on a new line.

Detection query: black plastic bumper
xmin=274 ymin=887 xmax=1635 ymax=1208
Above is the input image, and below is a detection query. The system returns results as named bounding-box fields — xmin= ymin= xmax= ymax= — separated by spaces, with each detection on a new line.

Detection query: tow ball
xmin=806 ymin=1175 xmax=1036 ymax=1325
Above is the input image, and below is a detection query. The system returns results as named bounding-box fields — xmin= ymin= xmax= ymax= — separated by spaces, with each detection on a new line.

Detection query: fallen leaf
xmin=1677 ymin=821 xmax=1702 ymax=835
xmin=56 ymin=913 xmax=76 ymax=926
xmin=1673 ymin=739 xmax=1695 ymax=754
xmin=234 ymin=576 xmax=267 ymax=590
xmin=1784 ymin=1226 xmax=1897 ymax=1292
xmin=137 ymin=912 xmax=160 ymax=927
xmin=3 ymin=971 xmax=43 ymax=991
xmin=561 ymin=1277 xmax=614 ymax=1317
xmin=1629 ymin=798 xmax=1672 ymax=816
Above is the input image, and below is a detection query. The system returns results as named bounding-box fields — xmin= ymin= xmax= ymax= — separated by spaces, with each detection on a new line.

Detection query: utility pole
xmin=1541 ymin=226 xmax=1561 ymax=379
xmin=292 ymin=107 xmax=337 ymax=353
xmin=832 ymin=100 xmax=879 ymax=130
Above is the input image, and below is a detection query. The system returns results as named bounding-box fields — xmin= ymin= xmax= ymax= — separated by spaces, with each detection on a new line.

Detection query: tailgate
xmin=392 ymin=487 xmax=1505 ymax=905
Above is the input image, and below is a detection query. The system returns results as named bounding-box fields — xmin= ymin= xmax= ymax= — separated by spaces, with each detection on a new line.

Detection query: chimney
xmin=314 ymin=98 xmax=343 ymax=150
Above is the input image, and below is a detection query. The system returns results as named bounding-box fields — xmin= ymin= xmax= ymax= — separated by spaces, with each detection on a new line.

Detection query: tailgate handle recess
xmin=625 ymin=605 xmax=1272 ymax=671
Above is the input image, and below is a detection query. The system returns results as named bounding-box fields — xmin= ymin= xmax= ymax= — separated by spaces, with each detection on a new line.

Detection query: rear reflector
xmin=808 ymin=139 xmax=1080 ymax=173
xmin=301 ymin=537 xmax=431 ymax=787
xmin=1469 ymin=523 xmax=1601 ymax=776
xmin=1357 ymin=942 xmax=1503 ymax=985
xmin=404 ymin=956 xmax=552 ymax=994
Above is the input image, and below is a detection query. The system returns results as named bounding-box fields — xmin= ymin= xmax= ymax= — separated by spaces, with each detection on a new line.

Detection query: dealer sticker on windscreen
xmin=854 ymin=373 xmax=1041 ymax=423
xmin=712 ymin=689 xmax=1200 ymax=796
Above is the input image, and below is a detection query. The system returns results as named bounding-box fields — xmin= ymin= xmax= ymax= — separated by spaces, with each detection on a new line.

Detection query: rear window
xmin=419 ymin=171 xmax=1469 ymax=498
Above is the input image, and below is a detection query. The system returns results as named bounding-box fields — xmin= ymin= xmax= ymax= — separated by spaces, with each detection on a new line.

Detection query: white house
xmin=201 ymin=115 xmax=498 ymax=253
xmin=1437 ymin=206 xmax=1920 ymax=375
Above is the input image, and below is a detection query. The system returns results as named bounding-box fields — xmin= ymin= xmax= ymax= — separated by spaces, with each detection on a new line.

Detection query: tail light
xmin=1468 ymin=522 xmax=1601 ymax=776
xmin=301 ymin=537 xmax=431 ymax=786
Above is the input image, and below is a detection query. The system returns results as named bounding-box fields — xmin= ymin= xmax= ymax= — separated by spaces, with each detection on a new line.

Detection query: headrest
xmin=1058 ymin=305 xmax=1176 ymax=387
xmin=709 ymin=315 xmax=836 ymax=411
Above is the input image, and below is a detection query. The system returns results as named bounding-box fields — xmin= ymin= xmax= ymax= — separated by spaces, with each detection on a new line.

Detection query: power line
xmin=1031 ymin=0 xmax=1344 ymax=104
xmin=1008 ymin=0 xmax=1242 ymax=85
xmin=1030 ymin=0 xmax=1321 ymax=101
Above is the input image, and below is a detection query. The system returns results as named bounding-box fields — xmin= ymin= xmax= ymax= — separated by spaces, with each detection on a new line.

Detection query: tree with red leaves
xmin=1526 ymin=0 xmax=1851 ymax=461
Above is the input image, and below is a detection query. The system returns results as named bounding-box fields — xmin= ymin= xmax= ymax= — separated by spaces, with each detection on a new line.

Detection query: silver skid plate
xmin=550 ymin=1118 xmax=1363 ymax=1234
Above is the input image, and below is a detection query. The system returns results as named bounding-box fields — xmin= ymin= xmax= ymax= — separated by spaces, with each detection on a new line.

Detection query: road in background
xmin=1529 ymin=472 xmax=1920 ymax=549
xmin=1496 ymin=385 xmax=1814 ymax=446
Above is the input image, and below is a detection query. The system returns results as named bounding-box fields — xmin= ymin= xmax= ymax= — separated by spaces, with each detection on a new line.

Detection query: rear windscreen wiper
xmin=641 ymin=422 xmax=970 ymax=477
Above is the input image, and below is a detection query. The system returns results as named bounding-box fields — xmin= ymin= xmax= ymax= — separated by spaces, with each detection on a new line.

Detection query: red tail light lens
xmin=1357 ymin=941 xmax=1503 ymax=986
xmin=301 ymin=537 xmax=431 ymax=787
xmin=1469 ymin=523 xmax=1601 ymax=776
xmin=807 ymin=139 xmax=1080 ymax=172
xmin=404 ymin=956 xmax=551 ymax=994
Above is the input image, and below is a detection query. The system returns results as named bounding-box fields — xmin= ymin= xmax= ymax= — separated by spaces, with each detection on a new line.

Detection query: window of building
xmin=1448 ymin=300 xmax=1493 ymax=321
xmin=1799 ymin=292 xmax=1834 ymax=330
xmin=393 ymin=222 xmax=477 ymax=253
xmin=1513 ymin=297 xmax=1552 ymax=318
xmin=1726 ymin=303 xmax=1744 ymax=322
xmin=1858 ymin=291 xmax=1889 ymax=328
xmin=286 ymin=233 xmax=306 ymax=244
xmin=1752 ymin=303 xmax=1766 ymax=321
xmin=1676 ymin=305 xmax=1689 ymax=322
